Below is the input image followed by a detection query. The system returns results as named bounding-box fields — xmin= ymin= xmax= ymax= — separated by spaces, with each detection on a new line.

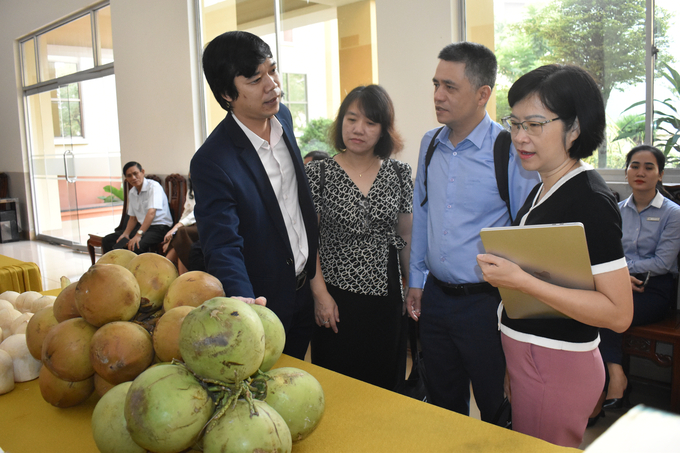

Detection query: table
xmin=0 ymin=254 xmax=42 ymax=293
xmin=0 ymin=354 xmax=577 ymax=453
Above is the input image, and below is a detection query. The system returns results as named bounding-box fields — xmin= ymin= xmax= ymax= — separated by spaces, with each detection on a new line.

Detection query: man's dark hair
xmin=202 ymin=31 xmax=273 ymax=111
xmin=122 ymin=161 xmax=142 ymax=176
xmin=305 ymin=150 xmax=330 ymax=161
xmin=508 ymin=64 xmax=605 ymax=160
xmin=438 ymin=42 xmax=497 ymax=90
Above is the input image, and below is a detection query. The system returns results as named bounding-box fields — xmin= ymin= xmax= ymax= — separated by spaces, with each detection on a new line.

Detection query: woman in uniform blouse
xmin=305 ymin=85 xmax=413 ymax=391
xmin=597 ymin=146 xmax=680 ymax=411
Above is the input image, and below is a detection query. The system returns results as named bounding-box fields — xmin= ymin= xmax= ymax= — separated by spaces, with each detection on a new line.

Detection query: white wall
xmin=110 ymin=0 xmax=202 ymax=174
xmin=375 ymin=0 xmax=460 ymax=171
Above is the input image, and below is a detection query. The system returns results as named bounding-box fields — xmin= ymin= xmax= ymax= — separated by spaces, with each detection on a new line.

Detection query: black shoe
xmin=602 ymin=382 xmax=632 ymax=410
xmin=587 ymin=410 xmax=605 ymax=427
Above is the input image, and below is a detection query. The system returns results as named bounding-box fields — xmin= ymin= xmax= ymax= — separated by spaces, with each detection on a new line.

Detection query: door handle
xmin=63 ymin=149 xmax=77 ymax=183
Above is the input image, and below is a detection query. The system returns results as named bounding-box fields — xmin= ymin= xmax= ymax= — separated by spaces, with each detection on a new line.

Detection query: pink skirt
xmin=501 ymin=333 xmax=605 ymax=447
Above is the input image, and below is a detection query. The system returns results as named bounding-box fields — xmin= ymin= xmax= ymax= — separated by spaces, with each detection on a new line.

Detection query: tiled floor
xmin=0 ymin=239 xmax=92 ymax=290
xmin=1 ymin=239 xmax=675 ymax=449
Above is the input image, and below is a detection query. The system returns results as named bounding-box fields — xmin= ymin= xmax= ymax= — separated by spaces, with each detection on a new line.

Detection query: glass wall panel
xmin=492 ymin=0 xmax=680 ymax=168
xmin=21 ymin=38 xmax=37 ymax=86
xmin=37 ymin=14 xmax=94 ymax=82
xmin=198 ymin=0 xmax=372 ymax=157
xmin=22 ymin=4 xmax=120 ymax=247
xmin=653 ymin=0 xmax=680 ymax=166
xmin=492 ymin=0 xmax=676 ymax=168
xmin=97 ymin=5 xmax=114 ymax=64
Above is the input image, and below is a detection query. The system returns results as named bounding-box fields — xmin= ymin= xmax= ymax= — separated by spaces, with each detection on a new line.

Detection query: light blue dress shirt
xmin=619 ymin=191 xmax=680 ymax=276
xmin=409 ymin=113 xmax=540 ymax=287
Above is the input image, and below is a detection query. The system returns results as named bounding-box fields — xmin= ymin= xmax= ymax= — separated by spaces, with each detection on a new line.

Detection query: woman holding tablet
xmin=476 ymin=65 xmax=633 ymax=447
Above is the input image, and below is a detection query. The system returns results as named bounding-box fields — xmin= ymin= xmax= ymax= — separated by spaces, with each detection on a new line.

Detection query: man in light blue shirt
xmin=406 ymin=42 xmax=539 ymax=421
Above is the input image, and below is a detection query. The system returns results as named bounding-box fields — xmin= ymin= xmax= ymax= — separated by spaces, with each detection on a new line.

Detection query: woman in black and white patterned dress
xmin=305 ymin=85 xmax=413 ymax=390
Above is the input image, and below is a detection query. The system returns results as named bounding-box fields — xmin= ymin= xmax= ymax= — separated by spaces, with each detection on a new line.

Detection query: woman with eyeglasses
xmin=476 ymin=65 xmax=633 ymax=447
xmin=304 ymin=85 xmax=413 ymax=390
xmin=595 ymin=146 xmax=680 ymax=415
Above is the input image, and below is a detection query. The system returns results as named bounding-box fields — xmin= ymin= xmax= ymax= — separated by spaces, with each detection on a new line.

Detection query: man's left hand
xmin=127 ymin=235 xmax=142 ymax=251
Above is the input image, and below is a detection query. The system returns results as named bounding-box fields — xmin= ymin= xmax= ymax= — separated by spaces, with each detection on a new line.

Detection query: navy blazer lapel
xmin=224 ymin=114 xmax=291 ymax=249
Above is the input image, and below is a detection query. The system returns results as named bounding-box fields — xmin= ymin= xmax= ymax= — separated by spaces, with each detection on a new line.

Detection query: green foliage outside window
xmin=495 ymin=0 xmax=673 ymax=168
xmin=298 ymin=118 xmax=334 ymax=156
xmin=613 ymin=63 xmax=680 ymax=166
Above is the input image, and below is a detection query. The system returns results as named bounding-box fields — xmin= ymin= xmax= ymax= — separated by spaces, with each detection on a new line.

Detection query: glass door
xmin=26 ymin=75 xmax=122 ymax=247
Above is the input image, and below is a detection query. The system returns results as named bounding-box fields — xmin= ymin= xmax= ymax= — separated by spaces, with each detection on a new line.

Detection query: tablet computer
xmin=479 ymin=223 xmax=594 ymax=319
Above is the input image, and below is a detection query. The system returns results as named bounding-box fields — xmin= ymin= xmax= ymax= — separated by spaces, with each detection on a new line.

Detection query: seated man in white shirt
xmin=102 ymin=161 xmax=173 ymax=254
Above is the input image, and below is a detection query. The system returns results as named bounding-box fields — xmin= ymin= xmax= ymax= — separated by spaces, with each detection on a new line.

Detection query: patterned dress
xmin=305 ymin=157 xmax=413 ymax=390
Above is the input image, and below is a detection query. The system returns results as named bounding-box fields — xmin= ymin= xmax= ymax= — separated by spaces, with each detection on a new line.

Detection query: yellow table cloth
xmin=0 ymin=254 xmax=43 ymax=293
xmin=0 ymin=353 xmax=577 ymax=453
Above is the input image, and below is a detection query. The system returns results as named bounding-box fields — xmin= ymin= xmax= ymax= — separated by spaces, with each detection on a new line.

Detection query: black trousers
xmin=599 ymin=273 xmax=675 ymax=365
xmin=419 ymin=274 xmax=506 ymax=423
xmin=102 ymin=223 xmax=170 ymax=255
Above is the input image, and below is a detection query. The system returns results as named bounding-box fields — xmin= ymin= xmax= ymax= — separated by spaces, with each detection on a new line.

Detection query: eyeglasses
xmin=501 ymin=117 xmax=561 ymax=136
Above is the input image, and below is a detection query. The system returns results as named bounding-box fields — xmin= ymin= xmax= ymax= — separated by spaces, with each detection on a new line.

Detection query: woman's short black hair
xmin=329 ymin=85 xmax=403 ymax=159
xmin=508 ymin=64 xmax=605 ymax=159
xmin=202 ymin=31 xmax=273 ymax=111
xmin=625 ymin=145 xmax=666 ymax=173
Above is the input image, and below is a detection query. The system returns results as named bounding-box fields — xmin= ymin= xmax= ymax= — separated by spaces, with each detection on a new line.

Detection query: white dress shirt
xmin=233 ymin=114 xmax=309 ymax=275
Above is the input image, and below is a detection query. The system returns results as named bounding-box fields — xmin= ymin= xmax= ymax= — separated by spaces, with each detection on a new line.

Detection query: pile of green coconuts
xmin=10 ymin=249 xmax=325 ymax=453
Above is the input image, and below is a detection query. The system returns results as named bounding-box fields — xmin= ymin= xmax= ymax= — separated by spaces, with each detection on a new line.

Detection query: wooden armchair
xmin=86 ymin=174 xmax=163 ymax=265
xmin=165 ymin=174 xmax=187 ymax=224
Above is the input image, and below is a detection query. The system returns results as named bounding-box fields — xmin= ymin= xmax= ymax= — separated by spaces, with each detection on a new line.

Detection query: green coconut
xmin=202 ymin=399 xmax=292 ymax=453
xmin=124 ymin=364 xmax=213 ymax=453
xmin=92 ymin=381 xmax=145 ymax=453
xmin=250 ymin=304 xmax=286 ymax=372
xmin=179 ymin=297 xmax=265 ymax=383
xmin=264 ymin=367 xmax=325 ymax=442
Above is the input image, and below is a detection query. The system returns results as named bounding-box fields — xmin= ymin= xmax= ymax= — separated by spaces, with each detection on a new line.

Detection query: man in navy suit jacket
xmin=190 ymin=31 xmax=318 ymax=360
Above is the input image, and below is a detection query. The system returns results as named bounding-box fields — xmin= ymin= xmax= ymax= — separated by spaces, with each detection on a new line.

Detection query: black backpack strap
xmin=493 ymin=130 xmax=513 ymax=224
xmin=420 ymin=127 xmax=444 ymax=207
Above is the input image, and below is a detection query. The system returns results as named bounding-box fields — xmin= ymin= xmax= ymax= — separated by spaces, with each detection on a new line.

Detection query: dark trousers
xmin=102 ymin=223 xmax=170 ymax=255
xmin=167 ymin=224 xmax=199 ymax=266
xmin=599 ymin=273 xmax=675 ymax=365
xmin=280 ymin=281 xmax=315 ymax=360
xmin=419 ymin=274 xmax=506 ymax=422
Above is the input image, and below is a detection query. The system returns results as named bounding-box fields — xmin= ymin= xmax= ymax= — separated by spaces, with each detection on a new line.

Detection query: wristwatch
xmin=137 ymin=230 xmax=144 ymax=236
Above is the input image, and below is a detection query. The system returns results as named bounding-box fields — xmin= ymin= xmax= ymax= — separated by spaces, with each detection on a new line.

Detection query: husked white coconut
xmin=0 ymin=308 xmax=22 ymax=340
xmin=15 ymin=291 xmax=42 ymax=313
xmin=11 ymin=313 xmax=33 ymax=335
xmin=0 ymin=290 xmax=20 ymax=307
xmin=0 ymin=334 xmax=42 ymax=382
xmin=30 ymin=295 xmax=56 ymax=313
xmin=0 ymin=349 xmax=14 ymax=394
